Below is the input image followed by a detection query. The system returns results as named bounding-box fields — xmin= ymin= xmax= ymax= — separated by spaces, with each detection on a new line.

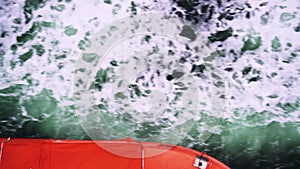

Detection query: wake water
xmin=0 ymin=0 xmax=300 ymax=168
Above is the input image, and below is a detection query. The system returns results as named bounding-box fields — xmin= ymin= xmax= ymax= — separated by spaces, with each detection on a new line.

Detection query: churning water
xmin=1 ymin=0 xmax=300 ymax=168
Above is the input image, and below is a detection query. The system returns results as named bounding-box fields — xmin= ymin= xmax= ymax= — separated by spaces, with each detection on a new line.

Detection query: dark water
xmin=1 ymin=0 xmax=300 ymax=168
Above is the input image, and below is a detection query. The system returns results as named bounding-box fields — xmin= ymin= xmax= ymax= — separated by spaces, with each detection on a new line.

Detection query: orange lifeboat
xmin=0 ymin=138 xmax=229 ymax=169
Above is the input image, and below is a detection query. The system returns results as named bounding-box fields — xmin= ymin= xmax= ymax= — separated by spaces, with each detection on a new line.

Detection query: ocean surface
xmin=1 ymin=0 xmax=300 ymax=168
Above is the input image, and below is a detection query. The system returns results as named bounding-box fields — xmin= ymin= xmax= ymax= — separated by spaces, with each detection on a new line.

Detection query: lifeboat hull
xmin=0 ymin=138 xmax=229 ymax=169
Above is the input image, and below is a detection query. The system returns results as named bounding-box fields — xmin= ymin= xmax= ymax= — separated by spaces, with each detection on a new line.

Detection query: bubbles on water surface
xmin=73 ymin=13 xmax=226 ymax=157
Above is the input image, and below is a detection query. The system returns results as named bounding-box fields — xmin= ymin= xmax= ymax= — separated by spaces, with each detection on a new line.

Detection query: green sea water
xmin=0 ymin=0 xmax=300 ymax=168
